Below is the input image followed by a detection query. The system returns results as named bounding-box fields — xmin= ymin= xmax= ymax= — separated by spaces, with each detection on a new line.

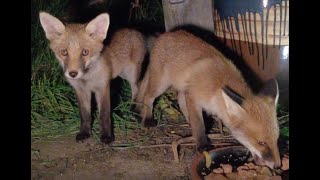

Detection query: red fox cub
xmin=136 ymin=30 xmax=281 ymax=169
xmin=39 ymin=12 xmax=146 ymax=144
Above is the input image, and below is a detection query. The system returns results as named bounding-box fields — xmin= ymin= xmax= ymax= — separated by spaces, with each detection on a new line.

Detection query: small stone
xmin=259 ymin=167 xmax=272 ymax=176
xmin=225 ymin=172 xmax=238 ymax=179
xmin=245 ymin=162 xmax=257 ymax=169
xmin=204 ymin=173 xmax=228 ymax=180
xmin=213 ymin=167 xmax=224 ymax=174
xmin=271 ymin=176 xmax=282 ymax=180
xmin=256 ymin=175 xmax=272 ymax=180
xmin=237 ymin=165 xmax=249 ymax=172
xmin=221 ymin=164 xmax=233 ymax=174
xmin=238 ymin=169 xmax=255 ymax=178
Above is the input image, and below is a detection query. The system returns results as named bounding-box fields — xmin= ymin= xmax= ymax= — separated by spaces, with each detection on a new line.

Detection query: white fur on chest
xmin=67 ymin=60 xmax=110 ymax=92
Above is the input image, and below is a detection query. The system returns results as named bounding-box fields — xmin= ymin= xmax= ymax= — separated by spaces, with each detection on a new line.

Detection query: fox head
xmin=221 ymin=79 xmax=281 ymax=169
xmin=39 ymin=12 xmax=110 ymax=79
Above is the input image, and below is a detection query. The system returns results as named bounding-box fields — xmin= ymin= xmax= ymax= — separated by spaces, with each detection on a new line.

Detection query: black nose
xmin=69 ymin=71 xmax=78 ymax=78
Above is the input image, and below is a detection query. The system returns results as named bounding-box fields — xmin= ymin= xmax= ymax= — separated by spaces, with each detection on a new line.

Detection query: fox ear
xmin=222 ymin=86 xmax=246 ymax=117
xmin=259 ymin=79 xmax=279 ymax=106
xmin=85 ymin=13 xmax=110 ymax=41
xmin=39 ymin=12 xmax=65 ymax=40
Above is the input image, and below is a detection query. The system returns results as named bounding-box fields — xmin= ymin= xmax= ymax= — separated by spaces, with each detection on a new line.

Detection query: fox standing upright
xmin=136 ymin=30 xmax=281 ymax=169
xmin=39 ymin=12 xmax=146 ymax=144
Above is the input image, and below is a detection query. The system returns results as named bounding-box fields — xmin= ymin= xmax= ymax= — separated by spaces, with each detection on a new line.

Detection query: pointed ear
xmin=39 ymin=12 xmax=65 ymax=41
xmin=85 ymin=13 xmax=110 ymax=41
xmin=259 ymin=79 xmax=279 ymax=106
xmin=221 ymin=86 xmax=246 ymax=117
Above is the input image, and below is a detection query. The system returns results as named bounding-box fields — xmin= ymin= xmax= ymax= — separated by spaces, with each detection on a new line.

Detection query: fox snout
xmin=62 ymin=56 xmax=87 ymax=79
xmin=63 ymin=60 xmax=85 ymax=79
xmin=254 ymin=154 xmax=281 ymax=169
xmin=67 ymin=71 xmax=80 ymax=79
xmin=69 ymin=71 xmax=78 ymax=78
xmin=64 ymin=69 xmax=84 ymax=79
xmin=252 ymin=145 xmax=281 ymax=169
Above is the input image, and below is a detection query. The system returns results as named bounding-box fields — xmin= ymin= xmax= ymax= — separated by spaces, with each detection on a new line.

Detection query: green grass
xmin=277 ymin=105 xmax=289 ymax=139
xmin=31 ymin=76 xmax=78 ymax=137
xmin=130 ymin=0 xmax=164 ymax=26
xmin=31 ymin=0 xmax=76 ymax=138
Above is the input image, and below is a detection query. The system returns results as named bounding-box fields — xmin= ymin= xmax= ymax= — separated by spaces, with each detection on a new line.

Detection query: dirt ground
xmin=31 ymin=123 xmax=198 ymax=180
xmin=31 ymin=136 xmax=194 ymax=179
xmin=31 ymin=122 xmax=289 ymax=180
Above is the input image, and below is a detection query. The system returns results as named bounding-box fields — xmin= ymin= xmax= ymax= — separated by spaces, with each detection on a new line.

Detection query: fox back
xmin=137 ymin=30 xmax=280 ymax=169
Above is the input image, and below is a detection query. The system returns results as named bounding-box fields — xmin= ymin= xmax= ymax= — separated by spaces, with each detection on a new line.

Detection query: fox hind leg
xmin=140 ymin=70 xmax=170 ymax=127
xmin=121 ymin=63 xmax=140 ymax=102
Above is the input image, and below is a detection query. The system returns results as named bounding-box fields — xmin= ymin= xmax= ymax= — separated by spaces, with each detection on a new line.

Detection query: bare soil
xmin=31 ymin=123 xmax=289 ymax=180
xmin=31 ymin=124 xmax=197 ymax=180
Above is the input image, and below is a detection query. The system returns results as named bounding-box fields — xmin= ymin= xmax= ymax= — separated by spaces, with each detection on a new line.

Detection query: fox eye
xmin=61 ymin=49 xmax=68 ymax=56
xmin=258 ymin=141 xmax=266 ymax=146
xmin=82 ymin=48 xmax=89 ymax=56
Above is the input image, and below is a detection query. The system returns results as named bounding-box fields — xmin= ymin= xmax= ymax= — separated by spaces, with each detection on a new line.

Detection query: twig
xmin=139 ymin=142 xmax=234 ymax=149
xmin=73 ymin=164 xmax=77 ymax=180
xmin=208 ymin=134 xmax=231 ymax=139
xmin=172 ymin=136 xmax=195 ymax=162
xmin=172 ymin=134 xmax=237 ymax=162
xmin=158 ymin=123 xmax=190 ymax=127
xmin=278 ymin=115 xmax=289 ymax=125
xmin=139 ymin=144 xmax=172 ymax=148
xmin=278 ymin=114 xmax=289 ymax=121
xmin=164 ymin=132 xmax=182 ymax=139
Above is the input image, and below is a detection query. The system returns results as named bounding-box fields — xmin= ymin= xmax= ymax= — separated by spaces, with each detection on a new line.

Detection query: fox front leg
xmin=95 ymin=83 xmax=114 ymax=144
xmin=75 ymin=89 xmax=92 ymax=142
xmin=177 ymin=91 xmax=189 ymax=123
xmin=185 ymin=93 xmax=209 ymax=152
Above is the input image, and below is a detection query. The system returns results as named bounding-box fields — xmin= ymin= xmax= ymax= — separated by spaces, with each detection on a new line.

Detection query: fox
xmin=136 ymin=30 xmax=281 ymax=169
xmin=39 ymin=12 xmax=146 ymax=144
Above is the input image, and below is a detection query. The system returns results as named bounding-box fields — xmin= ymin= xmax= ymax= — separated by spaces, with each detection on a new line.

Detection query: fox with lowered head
xmin=136 ymin=30 xmax=281 ymax=169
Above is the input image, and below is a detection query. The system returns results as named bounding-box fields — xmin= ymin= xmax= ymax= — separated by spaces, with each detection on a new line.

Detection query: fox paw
xmin=100 ymin=134 xmax=114 ymax=144
xmin=131 ymin=105 xmax=141 ymax=115
xmin=76 ymin=132 xmax=90 ymax=142
xmin=144 ymin=118 xmax=158 ymax=127
xmin=196 ymin=144 xmax=212 ymax=153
